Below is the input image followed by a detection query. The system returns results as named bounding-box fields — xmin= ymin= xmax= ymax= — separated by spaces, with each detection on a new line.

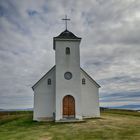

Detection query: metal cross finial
xmin=62 ymin=15 xmax=70 ymax=30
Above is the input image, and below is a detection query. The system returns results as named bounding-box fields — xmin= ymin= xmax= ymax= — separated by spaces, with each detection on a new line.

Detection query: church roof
xmin=54 ymin=30 xmax=81 ymax=39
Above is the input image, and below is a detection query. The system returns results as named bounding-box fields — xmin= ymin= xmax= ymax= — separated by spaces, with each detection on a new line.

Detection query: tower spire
xmin=62 ymin=15 xmax=70 ymax=30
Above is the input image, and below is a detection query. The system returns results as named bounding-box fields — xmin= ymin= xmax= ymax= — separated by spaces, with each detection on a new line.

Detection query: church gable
xmin=80 ymin=68 xmax=100 ymax=88
xmin=32 ymin=66 xmax=55 ymax=90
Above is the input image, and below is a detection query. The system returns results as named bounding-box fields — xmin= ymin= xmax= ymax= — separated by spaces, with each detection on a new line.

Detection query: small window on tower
xmin=66 ymin=47 xmax=70 ymax=55
xmin=82 ymin=78 xmax=86 ymax=84
xmin=48 ymin=79 xmax=51 ymax=85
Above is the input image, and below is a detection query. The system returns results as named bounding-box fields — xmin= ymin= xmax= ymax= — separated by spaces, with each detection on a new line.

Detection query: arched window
xmin=48 ymin=79 xmax=51 ymax=85
xmin=66 ymin=47 xmax=70 ymax=55
xmin=82 ymin=78 xmax=86 ymax=84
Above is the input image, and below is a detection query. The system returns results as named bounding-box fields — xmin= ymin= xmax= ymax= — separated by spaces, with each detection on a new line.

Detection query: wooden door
xmin=63 ymin=95 xmax=75 ymax=118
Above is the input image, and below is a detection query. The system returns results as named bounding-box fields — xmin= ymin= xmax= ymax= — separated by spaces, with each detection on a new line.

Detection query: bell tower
xmin=53 ymin=16 xmax=82 ymax=120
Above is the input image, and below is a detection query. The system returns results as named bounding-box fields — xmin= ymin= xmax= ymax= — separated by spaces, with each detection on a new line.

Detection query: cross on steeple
xmin=62 ymin=15 xmax=70 ymax=30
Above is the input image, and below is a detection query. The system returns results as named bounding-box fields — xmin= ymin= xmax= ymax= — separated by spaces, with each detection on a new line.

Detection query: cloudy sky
xmin=0 ymin=0 xmax=140 ymax=109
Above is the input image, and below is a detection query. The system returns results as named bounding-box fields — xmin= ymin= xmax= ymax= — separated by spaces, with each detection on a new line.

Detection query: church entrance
xmin=63 ymin=95 xmax=75 ymax=118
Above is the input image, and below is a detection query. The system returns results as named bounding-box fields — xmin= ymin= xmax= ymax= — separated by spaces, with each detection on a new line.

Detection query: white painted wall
xmin=81 ymin=70 xmax=100 ymax=118
xmin=55 ymin=39 xmax=82 ymax=120
xmin=33 ymin=67 xmax=55 ymax=121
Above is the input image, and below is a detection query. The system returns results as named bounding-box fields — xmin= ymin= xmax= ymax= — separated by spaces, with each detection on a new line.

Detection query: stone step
xmin=55 ymin=119 xmax=86 ymax=123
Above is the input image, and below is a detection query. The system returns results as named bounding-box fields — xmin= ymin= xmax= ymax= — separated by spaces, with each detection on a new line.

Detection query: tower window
xmin=48 ymin=79 xmax=51 ymax=85
xmin=66 ymin=47 xmax=70 ymax=55
xmin=82 ymin=78 xmax=86 ymax=84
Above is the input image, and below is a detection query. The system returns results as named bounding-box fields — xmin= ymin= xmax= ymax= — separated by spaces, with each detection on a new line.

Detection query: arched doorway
xmin=63 ymin=95 xmax=75 ymax=118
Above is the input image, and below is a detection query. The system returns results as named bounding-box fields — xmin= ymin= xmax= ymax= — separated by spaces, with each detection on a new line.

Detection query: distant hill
xmin=0 ymin=108 xmax=33 ymax=112
xmin=107 ymin=105 xmax=140 ymax=110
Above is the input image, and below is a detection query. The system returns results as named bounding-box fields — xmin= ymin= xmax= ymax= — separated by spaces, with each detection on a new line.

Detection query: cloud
xmin=0 ymin=0 xmax=140 ymax=109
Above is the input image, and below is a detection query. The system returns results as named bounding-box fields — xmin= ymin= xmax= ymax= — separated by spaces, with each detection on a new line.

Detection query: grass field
xmin=0 ymin=109 xmax=140 ymax=140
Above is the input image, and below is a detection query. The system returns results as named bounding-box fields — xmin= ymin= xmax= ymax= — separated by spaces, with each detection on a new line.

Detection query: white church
xmin=32 ymin=17 xmax=100 ymax=122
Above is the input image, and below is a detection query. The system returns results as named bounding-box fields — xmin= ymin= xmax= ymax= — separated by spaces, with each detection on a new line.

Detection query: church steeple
xmin=53 ymin=19 xmax=81 ymax=49
xmin=53 ymin=30 xmax=81 ymax=50
xmin=54 ymin=16 xmax=82 ymax=120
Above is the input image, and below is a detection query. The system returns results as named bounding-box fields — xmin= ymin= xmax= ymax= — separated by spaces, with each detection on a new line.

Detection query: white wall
xmin=81 ymin=70 xmax=100 ymax=118
xmin=55 ymin=39 xmax=82 ymax=120
xmin=33 ymin=68 xmax=55 ymax=121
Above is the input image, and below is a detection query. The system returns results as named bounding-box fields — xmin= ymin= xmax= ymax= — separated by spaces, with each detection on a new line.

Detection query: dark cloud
xmin=27 ymin=10 xmax=38 ymax=16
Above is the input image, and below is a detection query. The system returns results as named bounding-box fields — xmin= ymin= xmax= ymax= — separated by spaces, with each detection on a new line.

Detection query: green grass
xmin=0 ymin=110 xmax=140 ymax=140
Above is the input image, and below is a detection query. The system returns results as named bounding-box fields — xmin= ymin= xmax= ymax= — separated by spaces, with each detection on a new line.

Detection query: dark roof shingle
xmin=54 ymin=29 xmax=81 ymax=39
